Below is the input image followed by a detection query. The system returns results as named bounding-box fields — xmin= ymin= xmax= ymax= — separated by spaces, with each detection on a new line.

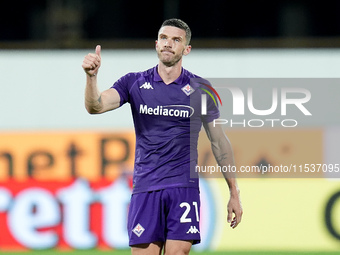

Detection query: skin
xmin=155 ymin=26 xmax=191 ymax=84
xmin=82 ymin=25 xmax=243 ymax=255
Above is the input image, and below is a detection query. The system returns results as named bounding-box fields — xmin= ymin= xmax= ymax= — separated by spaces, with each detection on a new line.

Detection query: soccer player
xmin=82 ymin=19 xmax=242 ymax=255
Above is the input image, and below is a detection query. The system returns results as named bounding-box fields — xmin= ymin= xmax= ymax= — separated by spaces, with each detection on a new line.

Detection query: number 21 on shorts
xmin=180 ymin=201 xmax=199 ymax=223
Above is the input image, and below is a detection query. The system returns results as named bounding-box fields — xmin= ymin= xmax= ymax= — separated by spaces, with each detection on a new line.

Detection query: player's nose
xmin=164 ymin=39 xmax=172 ymax=47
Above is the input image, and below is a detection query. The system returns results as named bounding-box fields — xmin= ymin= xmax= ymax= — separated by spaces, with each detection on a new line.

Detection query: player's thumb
xmin=95 ymin=45 xmax=101 ymax=57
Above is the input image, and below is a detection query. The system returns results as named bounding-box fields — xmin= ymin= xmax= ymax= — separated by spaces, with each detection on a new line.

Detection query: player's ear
xmin=183 ymin=45 xmax=191 ymax=56
xmin=155 ymin=40 xmax=158 ymax=49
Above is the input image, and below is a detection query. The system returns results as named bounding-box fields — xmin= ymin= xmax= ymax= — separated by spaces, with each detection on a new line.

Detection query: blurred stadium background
xmin=1 ymin=0 xmax=340 ymax=254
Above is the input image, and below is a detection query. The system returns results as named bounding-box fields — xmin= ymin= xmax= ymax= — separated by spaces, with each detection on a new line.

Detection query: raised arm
xmin=203 ymin=121 xmax=243 ymax=228
xmin=82 ymin=45 xmax=121 ymax=114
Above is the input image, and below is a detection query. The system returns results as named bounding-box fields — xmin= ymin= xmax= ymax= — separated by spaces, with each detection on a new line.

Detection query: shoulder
xmin=116 ymin=67 xmax=155 ymax=84
xmin=182 ymin=68 xmax=201 ymax=79
xmin=182 ymin=68 xmax=210 ymax=84
xmin=181 ymin=68 xmax=212 ymax=90
xmin=129 ymin=66 xmax=156 ymax=78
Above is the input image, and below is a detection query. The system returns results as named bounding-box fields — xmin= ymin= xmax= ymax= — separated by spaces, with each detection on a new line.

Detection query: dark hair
xmin=160 ymin=18 xmax=192 ymax=45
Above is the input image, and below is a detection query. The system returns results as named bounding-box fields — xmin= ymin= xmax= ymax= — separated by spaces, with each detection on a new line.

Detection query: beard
xmin=157 ymin=48 xmax=184 ymax=67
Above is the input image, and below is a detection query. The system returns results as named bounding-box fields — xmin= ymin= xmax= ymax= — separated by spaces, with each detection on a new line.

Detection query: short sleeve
xmin=190 ymin=77 xmax=220 ymax=123
xmin=111 ymin=73 xmax=134 ymax=106
xmin=201 ymin=89 xmax=220 ymax=123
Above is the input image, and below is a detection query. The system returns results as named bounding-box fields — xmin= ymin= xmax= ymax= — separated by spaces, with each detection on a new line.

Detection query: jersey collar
xmin=153 ymin=65 xmax=185 ymax=85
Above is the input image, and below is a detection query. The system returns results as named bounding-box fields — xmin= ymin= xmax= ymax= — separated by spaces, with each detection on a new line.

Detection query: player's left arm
xmin=203 ymin=121 xmax=243 ymax=228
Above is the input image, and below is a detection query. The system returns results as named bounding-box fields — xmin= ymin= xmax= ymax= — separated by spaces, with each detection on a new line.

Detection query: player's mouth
xmin=161 ymin=49 xmax=174 ymax=54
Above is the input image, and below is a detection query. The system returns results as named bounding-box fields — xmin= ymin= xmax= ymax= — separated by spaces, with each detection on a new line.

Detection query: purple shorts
xmin=127 ymin=187 xmax=201 ymax=246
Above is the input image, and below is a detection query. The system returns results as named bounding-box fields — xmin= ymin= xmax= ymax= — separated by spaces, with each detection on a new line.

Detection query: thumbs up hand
xmin=82 ymin=45 xmax=101 ymax=77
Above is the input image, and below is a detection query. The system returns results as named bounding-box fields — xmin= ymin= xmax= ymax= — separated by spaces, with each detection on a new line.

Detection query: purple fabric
xmin=127 ymin=187 xmax=201 ymax=246
xmin=111 ymin=66 xmax=219 ymax=194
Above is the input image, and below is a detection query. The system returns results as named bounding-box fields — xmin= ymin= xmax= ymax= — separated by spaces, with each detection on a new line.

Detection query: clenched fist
xmin=82 ymin=45 xmax=101 ymax=77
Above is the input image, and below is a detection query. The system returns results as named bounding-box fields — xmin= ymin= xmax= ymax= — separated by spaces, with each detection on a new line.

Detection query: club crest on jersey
xmin=132 ymin=223 xmax=145 ymax=237
xmin=181 ymin=84 xmax=195 ymax=96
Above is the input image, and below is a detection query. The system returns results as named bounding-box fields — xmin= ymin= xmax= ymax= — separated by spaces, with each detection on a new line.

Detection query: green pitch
xmin=0 ymin=250 xmax=339 ymax=255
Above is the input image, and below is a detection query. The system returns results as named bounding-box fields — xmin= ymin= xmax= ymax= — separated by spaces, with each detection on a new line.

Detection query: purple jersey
xmin=112 ymin=66 xmax=219 ymax=193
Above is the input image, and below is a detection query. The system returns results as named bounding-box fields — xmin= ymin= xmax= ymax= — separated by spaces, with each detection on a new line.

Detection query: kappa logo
xmin=132 ymin=223 xmax=145 ymax=237
xmin=140 ymin=82 xmax=154 ymax=89
xmin=186 ymin=226 xmax=200 ymax=234
xmin=181 ymin=84 xmax=195 ymax=96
